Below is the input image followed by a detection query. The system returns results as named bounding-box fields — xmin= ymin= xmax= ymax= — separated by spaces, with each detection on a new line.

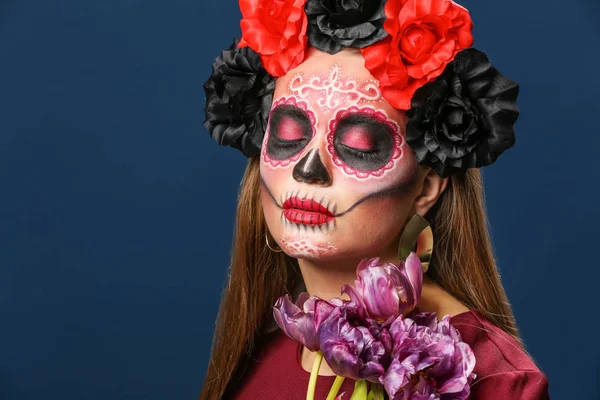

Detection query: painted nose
xmin=293 ymin=149 xmax=331 ymax=186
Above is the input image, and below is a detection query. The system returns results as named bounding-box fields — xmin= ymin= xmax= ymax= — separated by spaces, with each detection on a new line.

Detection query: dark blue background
xmin=1 ymin=0 xmax=598 ymax=399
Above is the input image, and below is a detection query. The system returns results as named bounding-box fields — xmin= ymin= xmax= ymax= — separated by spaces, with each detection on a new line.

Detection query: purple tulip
xmin=317 ymin=303 xmax=392 ymax=382
xmin=273 ymin=292 xmax=345 ymax=351
xmin=273 ymin=293 xmax=321 ymax=351
xmin=342 ymin=253 xmax=423 ymax=322
xmin=382 ymin=313 xmax=476 ymax=400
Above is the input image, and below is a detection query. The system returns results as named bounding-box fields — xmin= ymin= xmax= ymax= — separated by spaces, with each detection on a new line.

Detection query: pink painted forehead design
xmin=287 ymin=64 xmax=383 ymax=112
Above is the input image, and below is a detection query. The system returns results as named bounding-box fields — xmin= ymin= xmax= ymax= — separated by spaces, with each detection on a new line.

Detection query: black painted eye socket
xmin=266 ymin=105 xmax=313 ymax=160
xmin=333 ymin=114 xmax=394 ymax=171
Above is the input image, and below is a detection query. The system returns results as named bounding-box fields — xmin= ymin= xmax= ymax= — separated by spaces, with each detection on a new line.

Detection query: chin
xmin=275 ymin=223 xmax=391 ymax=263
xmin=276 ymin=221 xmax=340 ymax=259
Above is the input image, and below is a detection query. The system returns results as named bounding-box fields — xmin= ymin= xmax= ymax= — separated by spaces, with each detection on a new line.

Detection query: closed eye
xmin=271 ymin=135 xmax=307 ymax=148
xmin=338 ymin=145 xmax=382 ymax=163
xmin=338 ymin=127 xmax=378 ymax=151
xmin=266 ymin=104 xmax=314 ymax=160
xmin=332 ymin=112 xmax=395 ymax=171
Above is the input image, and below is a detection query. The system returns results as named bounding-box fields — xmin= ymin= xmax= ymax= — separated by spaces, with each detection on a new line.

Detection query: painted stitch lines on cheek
xmin=278 ymin=191 xmax=339 ymax=257
xmin=260 ymin=182 xmax=340 ymax=257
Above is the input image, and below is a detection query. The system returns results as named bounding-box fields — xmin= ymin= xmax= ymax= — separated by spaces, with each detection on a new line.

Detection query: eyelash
xmin=339 ymin=144 xmax=381 ymax=161
xmin=271 ymin=135 xmax=307 ymax=148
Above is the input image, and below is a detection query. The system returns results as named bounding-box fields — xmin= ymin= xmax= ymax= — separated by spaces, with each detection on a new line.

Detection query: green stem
xmin=325 ymin=375 xmax=346 ymax=400
xmin=306 ymin=351 xmax=323 ymax=400
xmin=371 ymin=383 xmax=385 ymax=400
xmin=349 ymin=380 xmax=368 ymax=400
xmin=367 ymin=382 xmax=386 ymax=400
xmin=367 ymin=383 xmax=375 ymax=400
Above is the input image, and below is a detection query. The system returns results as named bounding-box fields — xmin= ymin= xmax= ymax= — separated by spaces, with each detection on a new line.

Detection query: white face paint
xmin=260 ymin=48 xmax=420 ymax=262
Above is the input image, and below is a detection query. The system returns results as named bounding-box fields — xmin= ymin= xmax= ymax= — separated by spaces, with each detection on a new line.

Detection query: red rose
xmin=239 ymin=0 xmax=309 ymax=77
xmin=361 ymin=0 xmax=473 ymax=110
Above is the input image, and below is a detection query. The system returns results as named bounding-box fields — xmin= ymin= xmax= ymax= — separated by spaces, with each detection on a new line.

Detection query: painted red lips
xmin=282 ymin=197 xmax=335 ymax=225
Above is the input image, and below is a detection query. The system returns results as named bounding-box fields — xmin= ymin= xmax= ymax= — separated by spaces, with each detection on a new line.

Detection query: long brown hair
xmin=199 ymin=157 xmax=520 ymax=400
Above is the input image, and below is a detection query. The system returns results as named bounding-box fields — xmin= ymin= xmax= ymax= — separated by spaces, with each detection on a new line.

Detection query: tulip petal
xmin=404 ymin=252 xmax=424 ymax=311
xmin=273 ymin=294 xmax=320 ymax=351
xmin=314 ymin=299 xmax=338 ymax=331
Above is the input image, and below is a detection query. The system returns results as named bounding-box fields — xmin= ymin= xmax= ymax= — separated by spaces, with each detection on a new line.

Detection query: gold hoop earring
xmin=265 ymin=232 xmax=283 ymax=252
xmin=398 ymin=214 xmax=433 ymax=273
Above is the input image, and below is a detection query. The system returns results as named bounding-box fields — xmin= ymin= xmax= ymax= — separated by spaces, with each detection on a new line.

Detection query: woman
xmin=200 ymin=0 xmax=550 ymax=398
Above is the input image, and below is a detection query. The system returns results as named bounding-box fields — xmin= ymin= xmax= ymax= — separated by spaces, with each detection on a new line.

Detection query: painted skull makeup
xmin=260 ymin=49 xmax=420 ymax=261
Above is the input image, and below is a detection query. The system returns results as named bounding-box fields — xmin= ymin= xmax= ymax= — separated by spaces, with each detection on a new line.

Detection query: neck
xmin=297 ymin=257 xmax=358 ymax=301
xmin=296 ymin=244 xmax=400 ymax=300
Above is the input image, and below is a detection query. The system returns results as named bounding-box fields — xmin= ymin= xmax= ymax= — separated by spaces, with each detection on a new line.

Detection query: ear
xmin=414 ymin=167 xmax=449 ymax=216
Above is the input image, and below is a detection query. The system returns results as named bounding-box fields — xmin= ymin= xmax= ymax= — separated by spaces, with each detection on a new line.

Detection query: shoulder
xmin=469 ymin=370 xmax=549 ymax=400
xmin=450 ymin=310 xmax=550 ymax=399
xmin=450 ymin=310 xmax=540 ymax=373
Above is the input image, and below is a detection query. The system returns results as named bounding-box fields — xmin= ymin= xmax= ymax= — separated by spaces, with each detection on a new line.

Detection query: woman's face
xmin=260 ymin=48 xmax=421 ymax=262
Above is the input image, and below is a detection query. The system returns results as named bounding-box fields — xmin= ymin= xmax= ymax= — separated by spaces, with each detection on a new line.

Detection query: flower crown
xmin=204 ymin=0 xmax=520 ymax=178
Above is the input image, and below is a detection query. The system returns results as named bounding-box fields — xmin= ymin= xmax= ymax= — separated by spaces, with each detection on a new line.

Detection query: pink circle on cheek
xmin=341 ymin=127 xmax=375 ymax=150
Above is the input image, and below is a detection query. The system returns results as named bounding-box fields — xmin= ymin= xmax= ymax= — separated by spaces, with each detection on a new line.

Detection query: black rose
xmin=406 ymin=48 xmax=520 ymax=178
xmin=203 ymin=38 xmax=276 ymax=157
xmin=305 ymin=0 xmax=388 ymax=54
